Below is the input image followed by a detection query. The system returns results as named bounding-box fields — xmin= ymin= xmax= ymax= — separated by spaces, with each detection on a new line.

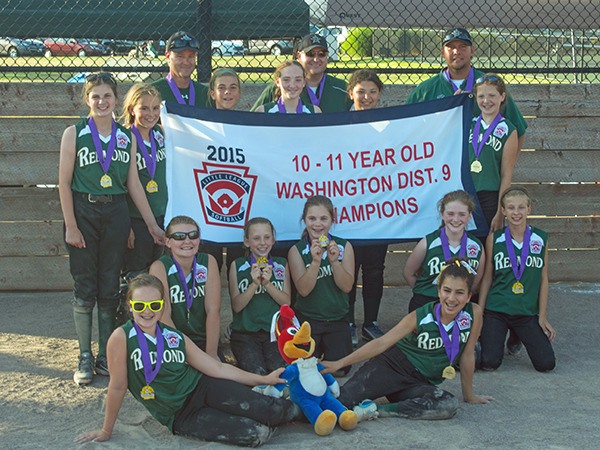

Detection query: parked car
xmin=43 ymin=38 xmax=110 ymax=57
xmin=316 ymin=26 xmax=348 ymax=61
xmin=98 ymin=39 xmax=136 ymax=55
xmin=0 ymin=37 xmax=45 ymax=57
xmin=245 ymin=39 xmax=294 ymax=55
xmin=212 ymin=40 xmax=245 ymax=56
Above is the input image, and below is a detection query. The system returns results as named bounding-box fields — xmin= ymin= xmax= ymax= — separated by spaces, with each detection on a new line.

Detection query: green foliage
xmin=341 ymin=28 xmax=373 ymax=57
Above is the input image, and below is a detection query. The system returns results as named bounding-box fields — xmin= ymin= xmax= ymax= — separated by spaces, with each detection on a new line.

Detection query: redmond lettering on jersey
xmin=77 ymin=146 xmax=130 ymax=167
xmin=427 ymin=257 xmax=480 ymax=277
xmin=416 ymin=330 xmax=470 ymax=350
xmin=170 ymin=284 xmax=205 ymax=304
xmin=468 ymin=131 xmax=503 ymax=152
xmin=304 ymin=263 xmax=334 ymax=280
xmin=136 ymin=147 xmax=167 ymax=171
xmin=238 ymin=278 xmax=284 ymax=294
xmin=494 ymin=252 xmax=544 ymax=270
xmin=131 ymin=347 xmax=185 ymax=370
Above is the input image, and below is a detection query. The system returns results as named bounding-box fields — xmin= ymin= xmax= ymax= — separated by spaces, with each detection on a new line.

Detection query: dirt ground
xmin=1 ymin=282 xmax=599 ymax=449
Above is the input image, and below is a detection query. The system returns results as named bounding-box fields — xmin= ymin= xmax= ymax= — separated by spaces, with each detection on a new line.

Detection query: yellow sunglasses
xmin=130 ymin=299 xmax=164 ymax=313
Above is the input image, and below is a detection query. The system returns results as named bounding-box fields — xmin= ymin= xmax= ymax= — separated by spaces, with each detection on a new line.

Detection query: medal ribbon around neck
xmin=440 ymin=227 xmax=467 ymax=262
xmin=435 ymin=303 xmax=460 ymax=366
xmin=133 ymin=322 xmax=164 ymax=386
xmin=249 ymin=253 xmax=273 ymax=267
xmin=305 ymin=74 xmax=326 ymax=106
xmin=166 ymin=73 xmax=195 ymax=105
xmin=504 ymin=225 xmax=531 ymax=282
xmin=444 ymin=66 xmax=475 ymax=93
xmin=472 ymin=113 xmax=503 ymax=160
xmin=277 ymin=97 xmax=304 ymax=114
xmin=130 ymin=125 xmax=157 ymax=179
xmin=173 ymin=255 xmax=197 ymax=311
xmin=88 ymin=118 xmax=117 ymax=175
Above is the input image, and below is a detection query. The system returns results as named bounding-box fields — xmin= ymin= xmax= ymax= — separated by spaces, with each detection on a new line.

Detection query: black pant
xmin=480 ymin=310 xmax=555 ymax=372
xmin=476 ymin=190 xmax=498 ymax=241
xmin=123 ymin=215 xmax=164 ymax=275
xmin=408 ymin=293 xmax=438 ymax=313
xmin=199 ymin=243 xmax=246 ymax=273
xmin=230 ymin=330 xmax=286 ymax=375
xmin=349 ymin=244 xmax=387 ymax=326
xmin=338 ymin=346 xmax=458 ymax=420
xmin=172 ymin=376 xmax=298 ymax=447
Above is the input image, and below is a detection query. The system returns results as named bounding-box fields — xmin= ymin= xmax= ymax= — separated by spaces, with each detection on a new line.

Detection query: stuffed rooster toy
xmin=266 ymin=304 xmax=357 ymax=436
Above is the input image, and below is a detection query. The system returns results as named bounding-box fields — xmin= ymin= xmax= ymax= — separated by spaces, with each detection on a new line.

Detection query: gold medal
xmin=470 ymin=160 xmax=483 ymax=173
xmin=512 ymin=281 xmax=524 ymax=294
xmin=319 ymin=234 xmax=330 ymax=248
xmin=442 ymin=365 xmax=456 ymax=380
xmin=100 ymin=173 xmax=113 ymax=188
xmin=257 ymin=256 xmax=269 ymax=269
xmin=140 ymin=384 xmax=155 ymax=400
xmin=146 ymin=179 xmax=158 ymax=193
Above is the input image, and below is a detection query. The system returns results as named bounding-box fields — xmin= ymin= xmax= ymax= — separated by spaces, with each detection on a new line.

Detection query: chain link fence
xmin=0 ymin=0 xmax=599 ymax=84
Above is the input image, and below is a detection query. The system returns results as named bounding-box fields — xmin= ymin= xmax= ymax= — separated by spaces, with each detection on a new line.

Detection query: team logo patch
xmin=274 ymin=265 xmax=285 ymax=280
xmin=467 ymin=243 xmax=479 ymax=258
xmin=116 ymin=131 xmax=129 ymax=149
xmin=530 ymin=239 xmax=543 ymax=254
xmin=493 ymin=123 xmax=508 ymax=138
xmin=195 ymin=266 xmax=207 ymax=283
xmin=194 ymin=163 xmax=257 ymax=229
xmin=163 ymin=330 xmax=180 ymax=348
xmin=154 ymin=130 xmax=164 ymax=147
xmin=456 ymin=311 xmax=471 ymax=330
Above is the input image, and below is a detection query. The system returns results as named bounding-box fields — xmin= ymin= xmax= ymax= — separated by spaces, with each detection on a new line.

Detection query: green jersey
xmin=486 ymin=226 xmax=548 ymax=316
xmin=397 ymin=302 xmax=474 ymax=385
xmin=413 ymin=229 xmax=483 ymax=298
xmin=71 ymin=119 xmax=132 ymax=195
xmin=151 ymin=77 xmax=210 ymax=108
xmin=252 ymin=74 xmax=352 ymax=113
xmin=468 ymin=116 xmax=517 ymax=192
xmin=160 ymin=253 xmax=210 ymax=344
xmin=406 ymin=68 xmax=528 ymax=137
xmin=231 ymin=256 xmax=287 ymax=333
xmin=123 ymin=320 xmax=201 ymax=430
xmin=293 ymin=235 xmax=349 ymax=321
xmin=127 ymin=125 xmax=168 ymax=219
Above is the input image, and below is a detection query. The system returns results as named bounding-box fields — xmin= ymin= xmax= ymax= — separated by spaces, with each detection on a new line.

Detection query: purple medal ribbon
xmin=173 ymin=255 xmax=196 ymax=311
xmin=504 ymin=226 xmax=531 ymax=282
xmin=88 ymin=118 xmax=117 ymax=175
xmin=130 ymin=125 xmax=157 ymax=179
xmin=277 ymin=97 xmax=304 ymax=114
xmin=166 ymin=73 xmax=195 ymax=105
xmin=439 ymin=227 xmax=467 ymax=262
xmin=435 ymin=303 xmax=460 ymax=365
xmin=249 ymin=253 xmax=273 ymax=267
xmin=133 ymin=322 xmax=164 ymax=385
xmin=444 ymin=67 xmax=475 ymax=93
xmin=472 ymin=113 xmax=503 ymax=160
xmin=305 ymin=74 xmax=326 ymax=106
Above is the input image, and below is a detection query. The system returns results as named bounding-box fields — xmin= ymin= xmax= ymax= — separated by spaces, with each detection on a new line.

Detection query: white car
xmin=212 ymin=40 xmax=245 ymax=56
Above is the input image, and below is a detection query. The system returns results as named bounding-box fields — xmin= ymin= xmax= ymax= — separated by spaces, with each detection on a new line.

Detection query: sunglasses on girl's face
xmin=130 ymin=299 xmax=164 ymax=313
xmin=475 ymin=75 xmax=500 ymax=84
xmin=167 ymin=230 xmax=200 ymax=240
xmin=305 ymin=50 xmax=328 ymax=58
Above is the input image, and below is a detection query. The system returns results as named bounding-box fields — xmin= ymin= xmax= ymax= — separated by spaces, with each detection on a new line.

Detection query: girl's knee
xmin=533 ymin=356 xmax=556 ymax=372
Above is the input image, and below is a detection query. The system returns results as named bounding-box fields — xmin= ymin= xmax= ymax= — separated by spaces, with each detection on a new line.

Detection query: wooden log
xmin=513 ymin=151 xmax=600 ymax=182
xmin=523 ymin=118 xmax=600 ymax=150
xmin=0 ymin=187 xmax=62 ymax=220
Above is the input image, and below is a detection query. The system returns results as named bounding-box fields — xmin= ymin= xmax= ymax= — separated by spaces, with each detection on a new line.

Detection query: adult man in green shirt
xmin=252 ymin=33 xmax=352 ymax=112
xmin=406 ymin=27 xmax=527 ymax=151
xmin=152 ymin=31 xmax=210 ymax=107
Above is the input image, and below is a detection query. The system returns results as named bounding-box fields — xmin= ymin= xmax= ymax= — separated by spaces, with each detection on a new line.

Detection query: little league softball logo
xmin=194 ymin=163 xmax=257 ymax=228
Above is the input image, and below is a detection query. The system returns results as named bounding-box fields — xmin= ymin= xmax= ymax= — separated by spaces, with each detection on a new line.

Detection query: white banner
xmin=162 ymin=95 xmax=482 ymax=245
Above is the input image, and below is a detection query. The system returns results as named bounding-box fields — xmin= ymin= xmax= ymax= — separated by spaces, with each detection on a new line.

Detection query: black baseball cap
xmin=165 ymin=31 xmax=200 ymax=53
xmin=443 ymin=28 xmax=473 ymax=46
xmin=297 ymin=33 xmax=328 ymax=53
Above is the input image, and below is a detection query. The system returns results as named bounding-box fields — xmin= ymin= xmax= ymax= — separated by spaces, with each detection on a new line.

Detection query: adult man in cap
xmin=152 ymin=31 xmax=209 ymax=107
xmin=252 ymin=33 xmax=352 ymax=112
xmin=406 ymin=27 xmax=527 ymax=150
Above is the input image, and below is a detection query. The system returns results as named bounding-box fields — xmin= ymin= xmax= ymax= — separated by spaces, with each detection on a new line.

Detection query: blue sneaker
xmin=349 ymin=323 xmax=359 ymax=346
xmin=353 ymin=399 xmax=378 ymax=422
xmin=362 ymin=322 xmax=384 ymax=341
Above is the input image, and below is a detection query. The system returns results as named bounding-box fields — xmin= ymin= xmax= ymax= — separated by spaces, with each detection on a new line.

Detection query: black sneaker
xmin=95 ymin=356 xmax=109 ymax=376
xmin=362 ymin=322 xmax=384 ymax=341
xmin=74 ymin=352 xmax=94 ymax=385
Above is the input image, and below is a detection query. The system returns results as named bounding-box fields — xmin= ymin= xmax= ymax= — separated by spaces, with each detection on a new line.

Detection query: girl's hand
xmin=539 ymin=317 xmax=556 ymax=342
xmin=260 ymin=265 xmax=273 ymax=286
xmin=250 ymin=264 xmax=262 ymax=286
xmin=490 ymin=212 xmax=505 ymax=232
xmin=74 ymin=428 xmax=111 ymax=443
xmin=319 ymin=360 xmax=341 ymax=375
xmin=326 ymin=240 xmax=340 ymax=263
xmin=262 ymin=367 xmax=286 ymax=385
xmin=149 ymin=224 xmax=165 ymax=245
xmin=127 ymin=229 xmax=135 ymax=250
xmin=310 ymin=240 xmax=323 ymax=262
xmin=65 ymin=226 xmax=86 ymax=248
xmin=464 ymin=394 xmax=494 ymax=404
